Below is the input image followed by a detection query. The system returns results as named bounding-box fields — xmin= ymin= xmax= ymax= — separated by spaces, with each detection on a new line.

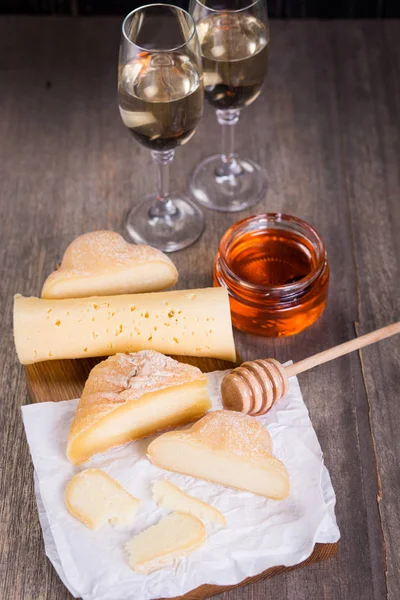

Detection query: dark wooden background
xmin=2 ymin=0 xmax=400 ymax=17
xmin=0 ymin=11 xmax=399 ymax=600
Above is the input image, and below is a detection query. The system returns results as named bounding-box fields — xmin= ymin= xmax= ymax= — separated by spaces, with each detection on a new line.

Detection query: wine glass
xmin=119 ymin=4 xmax=205 ymax=252
xmin=189 ymin=0 xmax=269 ymax=212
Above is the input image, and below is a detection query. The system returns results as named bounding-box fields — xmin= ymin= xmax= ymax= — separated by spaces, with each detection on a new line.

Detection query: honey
xmin=214 ymin=214 xmax=330 ymax=336
xmin=228 ymin=229 xmax=314 ymax=287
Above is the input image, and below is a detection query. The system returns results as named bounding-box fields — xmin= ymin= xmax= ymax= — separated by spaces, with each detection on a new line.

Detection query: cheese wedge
xmin=147 ymin=411 xmax=290 ymax=500
xmin=65 ymin=469 xmax=141 ymax=530
xmin=67 ymin=350 xmax=211 ymax=464
xmin=126 ymin=512 xmax=206 ymax=574
xmin=152 ymin=480 xmax=226 ymax=525
xmin=13 ymin=287 xmax=236 ymax=365
xmin=41 ymin=230 xmax=178 ymax=299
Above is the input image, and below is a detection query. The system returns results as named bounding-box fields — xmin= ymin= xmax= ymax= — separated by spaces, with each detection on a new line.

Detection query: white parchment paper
xmin=22 ymin=369 xmax=339 ymax=600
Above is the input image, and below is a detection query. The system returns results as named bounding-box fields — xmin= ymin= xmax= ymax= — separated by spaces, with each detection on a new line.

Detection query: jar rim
xmin=217 ymin=213 xmax=327 ymax=297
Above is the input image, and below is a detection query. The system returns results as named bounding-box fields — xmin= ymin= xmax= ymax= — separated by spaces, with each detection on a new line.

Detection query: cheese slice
xmin=147 ymin=411 xmax=290 ymax=500
xmin=41 ymin=230 xmax=178 ymax=299
xmin=65 ymin=469 xmax=141 ymax=530
xmin=13 ymin=287 xmax=236 ymax=365
xmin=152 ymin=480 xmax=226 ymax=525
xmin=67 ymin=350 xmax=211 ymax=465
xmin=126 ymin=512 xmax=206 ymax=574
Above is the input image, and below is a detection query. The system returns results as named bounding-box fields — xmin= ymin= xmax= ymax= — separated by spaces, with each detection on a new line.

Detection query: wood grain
xmin=333 ymin=20 xmax=400 ymax=598
xmin=1 ymin=16 xmax=399 ymax=600
xmin=286 ymin=321 xmax=400 ymax=377
xmin=25 ymin=355 xmax=235 ymax=404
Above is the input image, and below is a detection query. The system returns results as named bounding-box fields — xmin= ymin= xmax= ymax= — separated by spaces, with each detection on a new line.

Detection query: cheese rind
xmin=13 ymin=287 xmax=236 ymax=364
xmin=65 ymin=469 xmax=141 ymax=530
xmin=126 ymin=512 xmax=206 ymax=574
xmin=147 ymin=411 xmax=290 ymax=500
xmin=67 ymin=351 xmax=211 ymax=465
xmin=152 ymin=480 xmax=226 ymax=525
xmin=41 ymin=230 xmax=178 ymax=299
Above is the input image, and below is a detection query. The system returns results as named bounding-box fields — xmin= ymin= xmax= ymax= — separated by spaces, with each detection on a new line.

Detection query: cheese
xmin=13 ymin=287 xmax=236 ymax=365
xmin=147 ymin=411 xmax=290 ymax=500
xmin=67 ymin=351 xmax=211 ymax=465
xmin=152 ymin=480 xmax=226 ymax=525
xmin=41 ymin=230 xmax=178 ymax=299
xmin=65 ymin=469 xmax=141 ymax=530
xmin=126 ymin=512 xmax=206 ymax=574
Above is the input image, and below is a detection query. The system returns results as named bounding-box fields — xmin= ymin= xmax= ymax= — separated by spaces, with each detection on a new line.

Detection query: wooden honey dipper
xmin=221 ymin=321 xmax=400 ymax=416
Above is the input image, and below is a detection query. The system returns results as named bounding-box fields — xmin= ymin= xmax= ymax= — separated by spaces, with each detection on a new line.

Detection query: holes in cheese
xmin=152 ymin=480 xmax=226 ymax=525
xmin=65 ymin=469 xmax=141 ymax=530
xmin=67 ymin=351 xmax=211 ymax=465
xmin=13 ymin=287 xmax=236 ymax=364
xmin=147 ymin=411 xmax=290 ymax=500
xmin=126 ymin=512 xmax=206 ymax=574
xmin=41 ymin=230 xmax=178 ymax=299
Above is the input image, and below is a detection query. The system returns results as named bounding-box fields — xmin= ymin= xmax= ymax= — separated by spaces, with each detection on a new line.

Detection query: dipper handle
xmin=286 ymin=321 xmax=400 ymax=378
xmin=222 ymin=322 xmax=400 ymax=416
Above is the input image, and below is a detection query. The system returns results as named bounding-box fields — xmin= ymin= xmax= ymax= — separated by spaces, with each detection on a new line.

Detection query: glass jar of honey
xmin=214 ymin=213 xmax=330 ymax=336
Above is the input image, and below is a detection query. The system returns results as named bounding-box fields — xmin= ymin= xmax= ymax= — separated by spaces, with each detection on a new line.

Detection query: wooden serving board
xmin=25 ymin=355 xmax=338 ymax=600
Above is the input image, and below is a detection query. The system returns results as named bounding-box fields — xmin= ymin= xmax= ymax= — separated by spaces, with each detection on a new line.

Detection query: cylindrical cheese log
xmin=14 ymin=288 xmax=236 ymax=364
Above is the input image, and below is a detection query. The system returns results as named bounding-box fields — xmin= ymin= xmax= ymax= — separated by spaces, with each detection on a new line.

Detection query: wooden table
xmin=1 ymin=16 xmax=399 ymax=600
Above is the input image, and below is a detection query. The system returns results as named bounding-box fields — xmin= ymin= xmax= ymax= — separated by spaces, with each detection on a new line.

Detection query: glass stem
xmin=218 ymin=109 xmax=240 ymax=163
xmin=150 ymin=150 xmax=177 ymax=218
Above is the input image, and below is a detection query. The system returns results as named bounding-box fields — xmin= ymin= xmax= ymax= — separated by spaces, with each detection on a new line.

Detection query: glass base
xmin=126 ymin=194 xmax=204 ymax=253
xmin=189 ymin=154 xmax=266 ymax=213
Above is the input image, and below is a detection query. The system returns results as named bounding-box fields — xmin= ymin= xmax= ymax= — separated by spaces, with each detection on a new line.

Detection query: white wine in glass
xmin=119 ymin=4 xmax=205 ymax=252
xmin=189 ymin=0 xmax=269 ymax=212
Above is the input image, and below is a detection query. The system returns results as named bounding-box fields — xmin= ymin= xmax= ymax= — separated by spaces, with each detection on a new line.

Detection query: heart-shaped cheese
xmin=148 ymin=410 xmax=290 ymax=500
xmin=42 ymin=230 xmax=178 ymax=299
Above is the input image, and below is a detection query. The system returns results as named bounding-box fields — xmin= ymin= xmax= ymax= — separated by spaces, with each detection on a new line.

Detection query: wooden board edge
xmin=24 ymin=353 xmax=336 ymax=600
xmin=165 ymin=542 xmax=338 ymax=600
xmin=24 ymin=353 xmax=240 ymax=404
